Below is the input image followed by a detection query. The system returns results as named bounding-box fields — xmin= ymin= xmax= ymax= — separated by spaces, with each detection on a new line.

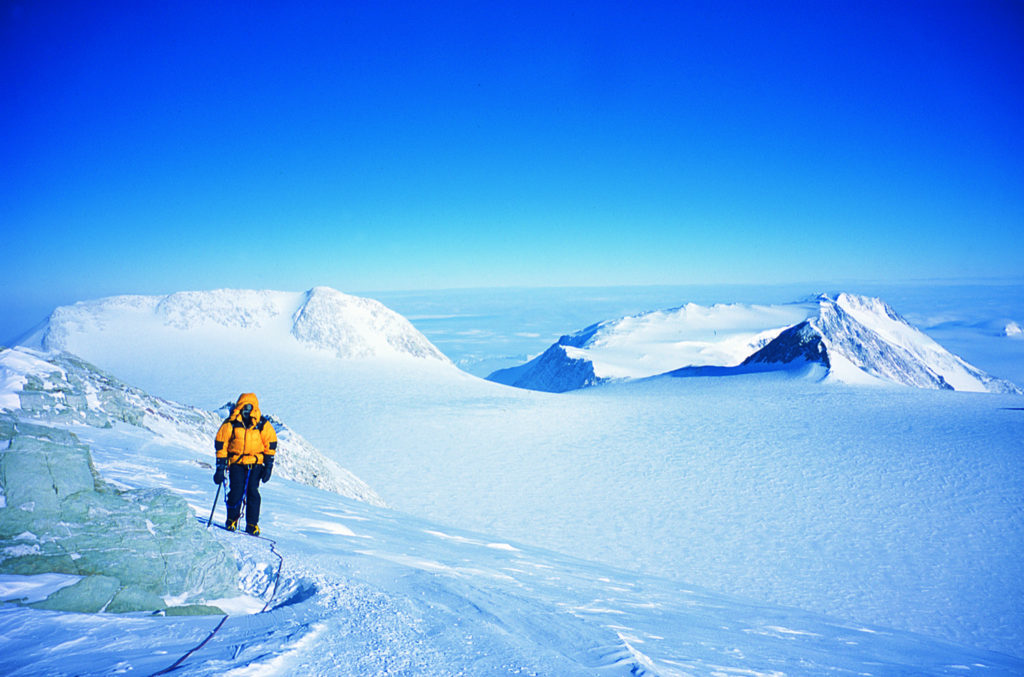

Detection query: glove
xmin=261 ymin=456 xmax=274 ymax=483
xmin=213 ymin=459 xmax=226 ymax=485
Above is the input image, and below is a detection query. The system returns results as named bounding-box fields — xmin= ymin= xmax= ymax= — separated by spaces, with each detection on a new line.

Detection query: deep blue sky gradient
xmin=2 ymin=1 xmax=1023 ymax=338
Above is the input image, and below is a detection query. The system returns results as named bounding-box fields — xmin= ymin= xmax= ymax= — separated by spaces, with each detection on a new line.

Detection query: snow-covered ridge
xmin=291 ymin=286 xmax=448 ymax=360
xmin=0 ymin=347 xmax=385 ymax=504
xmin=489 ymin=293 xmax=1021 ymax=393
xmin=488 ymin=301 xmax=811 ymax=392
xmin=743 ymin=294 xmax=1022 ymax=393
xmin=26 ymin=286 xmax=449 ymax=364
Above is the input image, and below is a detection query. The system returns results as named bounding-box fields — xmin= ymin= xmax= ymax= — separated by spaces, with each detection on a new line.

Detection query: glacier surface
xmin=1 ymin=359 xmax=1021 ymax=675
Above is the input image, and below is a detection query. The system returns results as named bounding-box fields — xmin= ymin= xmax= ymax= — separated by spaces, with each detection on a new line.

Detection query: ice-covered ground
xmin=2 ymin=384 xmax=1022 ymax=675
xmin=261 ymin=365 xmax=1024 ymax=656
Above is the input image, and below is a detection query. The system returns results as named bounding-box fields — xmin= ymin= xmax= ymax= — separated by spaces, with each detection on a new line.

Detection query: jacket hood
xmin=230 ymin=393 xmax=262 ymax=423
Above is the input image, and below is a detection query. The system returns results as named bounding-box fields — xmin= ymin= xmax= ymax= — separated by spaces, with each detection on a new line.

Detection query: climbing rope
xmin=151 ymin=478 xmax=284 ymax=676
xmin=150 ymin=615 xmax=228 ymax=676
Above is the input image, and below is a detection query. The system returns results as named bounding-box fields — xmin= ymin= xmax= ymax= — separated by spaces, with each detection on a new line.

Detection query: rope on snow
xmin=151 ymin=488 xmax=284 ymax=676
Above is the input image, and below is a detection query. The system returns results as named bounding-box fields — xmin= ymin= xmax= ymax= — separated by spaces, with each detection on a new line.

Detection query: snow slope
xmin=0 ymin=347 xmax=383 ymax=505
xmin=1 ymin=354 xmax=1021 ymax=675
xmin=490 ymin=293 xmax=1020 ymax=393
xmin=12 ymin=289 xmax=1024 ymax=659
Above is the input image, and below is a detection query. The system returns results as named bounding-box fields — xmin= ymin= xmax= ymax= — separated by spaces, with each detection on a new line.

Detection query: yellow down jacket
xmin=215 ymin=393 xmax=278 ymax=466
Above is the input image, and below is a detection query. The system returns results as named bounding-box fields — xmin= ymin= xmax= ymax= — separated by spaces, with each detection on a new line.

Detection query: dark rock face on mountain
xmin=488 ymin=344 xmax=603 ymax=393
xmin=743 ymin=294 xmax=1020 ymax=393
xmin=743 ymin=321 xmax=830 ymax=370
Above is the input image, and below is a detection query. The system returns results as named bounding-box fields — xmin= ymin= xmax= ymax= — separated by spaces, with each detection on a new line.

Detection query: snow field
xmin=9 ymin=425 xmax=1021 ymax=675
xmin=82 ymin=345 xmax=1023 ymax=657
xmin=279 ymin=368 xmax=1024 ymax=656
xmin=558 ymin=301 xmax=814 ymax=379
xmin=10 ymin=285 xmax=1024 ymax=667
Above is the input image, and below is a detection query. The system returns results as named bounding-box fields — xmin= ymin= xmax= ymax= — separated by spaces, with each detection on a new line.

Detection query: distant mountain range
xmin=488 ymin=293 xmax=1021 ymax=394
xmin=14 ymin=287 xmax=1020 ymax=395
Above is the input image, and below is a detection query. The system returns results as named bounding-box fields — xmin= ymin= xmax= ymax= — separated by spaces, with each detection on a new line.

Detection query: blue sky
xmin=2 ymin=1 xmax=1023 ymax=339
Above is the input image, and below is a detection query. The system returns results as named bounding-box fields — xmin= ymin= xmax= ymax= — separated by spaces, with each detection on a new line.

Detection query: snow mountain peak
xmin=744 ymin=293 xmax=1021 ymax=393
xmin=489 ymin=292 xmax=1021 ymax=394
xmin=25 ymin=287 xmax=449 ymax=364
xmin=291 ymin=286 xmax=448 ymax=361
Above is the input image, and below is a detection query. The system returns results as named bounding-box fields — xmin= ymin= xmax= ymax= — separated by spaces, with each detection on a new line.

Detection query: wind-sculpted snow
xmin=0 ymin=347 xmax=384 ymax=504
xmin=7 ymin=288 xmax=1024 ymax=666
xmin=2 ymin=401 xmax=1022 ymax=675
xmin=66 ymin=341 xmax=1022 ymax=658
xmin=490 ymin=293 xmax=1021 ymax=393
xmin=0 ymin=344 xmax=380 ymax=618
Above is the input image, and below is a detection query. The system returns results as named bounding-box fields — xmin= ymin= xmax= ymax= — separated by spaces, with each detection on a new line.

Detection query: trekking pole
xmin=207 ymin=480 xmax=223 ymax=528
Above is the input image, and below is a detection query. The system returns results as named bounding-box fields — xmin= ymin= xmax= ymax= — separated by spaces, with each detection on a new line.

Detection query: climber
xmin=213 ymin=393 xmax=278 ymax=535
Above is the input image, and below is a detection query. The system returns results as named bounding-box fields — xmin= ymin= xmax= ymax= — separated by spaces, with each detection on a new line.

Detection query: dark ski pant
xmin=226 ymin=464 xmax=263 ymax=527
